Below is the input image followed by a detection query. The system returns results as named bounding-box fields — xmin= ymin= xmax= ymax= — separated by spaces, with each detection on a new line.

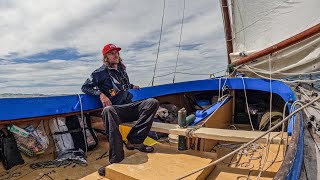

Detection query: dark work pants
xmin=102 ymin=98 xmax=159 ymax=163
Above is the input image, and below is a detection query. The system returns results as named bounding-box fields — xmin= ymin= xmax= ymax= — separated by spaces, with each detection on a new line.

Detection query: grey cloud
xmin=0 ymin=0 xmax=227 ymax=95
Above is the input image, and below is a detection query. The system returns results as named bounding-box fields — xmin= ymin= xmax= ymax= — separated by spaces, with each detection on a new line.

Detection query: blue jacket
xmin=81 ymin=65 xmax=134 ymax=105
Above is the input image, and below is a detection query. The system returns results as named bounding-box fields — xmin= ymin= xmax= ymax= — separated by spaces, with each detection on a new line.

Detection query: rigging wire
xmin=173 ymin=0 xmax=186 ymax=83
xmin=147 ymin=69 xmax=227 ymax=87
xmin=151 ymin=0 xmax=166 ymax=86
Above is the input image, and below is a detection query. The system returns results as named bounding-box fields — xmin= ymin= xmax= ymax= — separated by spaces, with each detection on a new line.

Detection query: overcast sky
xmin=0 ymin=0 xmax=228 ymax=95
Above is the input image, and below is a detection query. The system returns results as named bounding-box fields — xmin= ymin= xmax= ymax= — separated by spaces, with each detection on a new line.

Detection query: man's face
xmin=106 ymin=50 xmax=120 ymax=64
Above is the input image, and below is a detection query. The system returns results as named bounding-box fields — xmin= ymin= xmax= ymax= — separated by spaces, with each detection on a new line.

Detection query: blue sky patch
xmin=180 ymin=43 xmax=202 ymax=50
xmin=11 ymin=48 xmax=91 ymax=63
xmin=129 ymin=41 xmax=157 ymax=51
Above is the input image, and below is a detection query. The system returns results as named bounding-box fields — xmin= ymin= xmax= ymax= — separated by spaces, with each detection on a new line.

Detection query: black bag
xmin=0 ymin=128 xmax=24 ymax=170
xmin=65 ymin=114 xmax=98 ymax=152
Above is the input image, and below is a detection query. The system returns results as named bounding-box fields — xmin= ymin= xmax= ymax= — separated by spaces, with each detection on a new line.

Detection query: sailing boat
xmin=0 ymin=0 xmax=319 ymax=179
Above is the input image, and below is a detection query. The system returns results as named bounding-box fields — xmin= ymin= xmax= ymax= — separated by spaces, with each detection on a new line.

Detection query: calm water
xmin=0 ymin=74 xmax=319 ymax=98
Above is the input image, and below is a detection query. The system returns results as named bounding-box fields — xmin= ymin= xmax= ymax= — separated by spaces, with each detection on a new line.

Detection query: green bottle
xmin=178 ymin=108 xmax=187 ymax=150
xmin=178 ymin=108 xmax=187 ymax=128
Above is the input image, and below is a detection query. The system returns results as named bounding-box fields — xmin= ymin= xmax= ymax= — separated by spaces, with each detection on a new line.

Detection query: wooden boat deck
xmin=0 ymin=128 xmax=285 ymax=180
xmin=207 ymin=142 xmax=284 ymax=180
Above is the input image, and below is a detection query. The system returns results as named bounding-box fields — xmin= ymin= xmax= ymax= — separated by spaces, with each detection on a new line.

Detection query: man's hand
xmin=100 ymin=93 xmax=112 ymax=107
xmin=133 ymin=85 xmax=140 ymax=90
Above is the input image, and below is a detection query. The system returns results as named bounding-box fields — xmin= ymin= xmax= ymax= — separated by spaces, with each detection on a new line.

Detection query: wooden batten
xmin=122 ymin=121 xmax=285 ymax=144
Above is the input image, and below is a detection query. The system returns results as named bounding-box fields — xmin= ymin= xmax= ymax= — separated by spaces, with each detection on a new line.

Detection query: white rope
xmin=221 ymin=77 xmax=229 ymax=97
xmin=176 ymin=95 xmax=320 ymax=180
xmin=244 ymin=65 xmax=320 ymax=83
xmin=77 ymin=94 xmax=88 ymax=153
xmin=257 ymin=55 xmax=274 ymax=179
xmin=241 ymin=77 xmax=255 ymax=131
xmin=245 ymin=66 xmax=320 ymax=76
xmin=218 ymin=78 xmax=221 ymax=99
xmin=298 ymin=86 xmax=320 ymax=115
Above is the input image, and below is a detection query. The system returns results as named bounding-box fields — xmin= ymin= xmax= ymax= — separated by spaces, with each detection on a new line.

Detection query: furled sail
xmin=229 ymin=0 xmax=320 ymax=77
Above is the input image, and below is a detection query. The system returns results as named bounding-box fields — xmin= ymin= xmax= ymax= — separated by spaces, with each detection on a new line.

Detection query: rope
xmin=298 ymin=86 xmax=320 ymax=115
xmin=173 ymin=0 xmax=186 ymax=83
xmin=30 ymin=159 xmax=87 ymax=169
xmin=245 ymin=66 xmax=320 ymax=76
xmin=241 ymin=77 xmax=255 ymax=131
xmin=176 ymin=95 xmax=320 ymax=180
xmin=243 ymin=65 xmax=320 ymax=83
xmin=220 ymin=77 xmax=229 ymax=97
xmin=151 ymin=0 xmax=166 ymax=86
xmin=77 ymin=94 xmax=88 ymax=153
xmin=218 ymin=78 xmax=221 ymax=99
xmin=256 ymin=54 xmax=274 ymax=179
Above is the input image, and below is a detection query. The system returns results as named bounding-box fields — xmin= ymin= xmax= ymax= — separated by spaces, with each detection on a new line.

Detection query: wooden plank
xmin=122 ymin=121 xmax=285 ymax=144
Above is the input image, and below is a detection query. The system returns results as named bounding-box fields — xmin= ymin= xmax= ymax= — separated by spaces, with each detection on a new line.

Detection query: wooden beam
xmin=122 ymin=121 xmax=285 ymax=144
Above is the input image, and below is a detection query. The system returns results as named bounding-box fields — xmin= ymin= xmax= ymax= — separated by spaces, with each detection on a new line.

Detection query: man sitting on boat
xmin=81 ymin=43 xmax=159 ymax=176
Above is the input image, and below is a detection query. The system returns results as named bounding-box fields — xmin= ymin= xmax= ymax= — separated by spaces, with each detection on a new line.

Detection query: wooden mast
xmin=229 ymin=23 xmax=320 ymax=68
xmin=221 ymin=0 xmax=233 ymax=65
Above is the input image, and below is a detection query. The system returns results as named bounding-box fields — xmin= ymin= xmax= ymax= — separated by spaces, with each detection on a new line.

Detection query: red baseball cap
xmin=102 ymin=43 xmax=121 ymax=55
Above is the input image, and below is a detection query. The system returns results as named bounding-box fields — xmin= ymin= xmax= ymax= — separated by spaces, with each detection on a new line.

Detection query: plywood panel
xmin=106 ymin=144 xmax=217 ymax=180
